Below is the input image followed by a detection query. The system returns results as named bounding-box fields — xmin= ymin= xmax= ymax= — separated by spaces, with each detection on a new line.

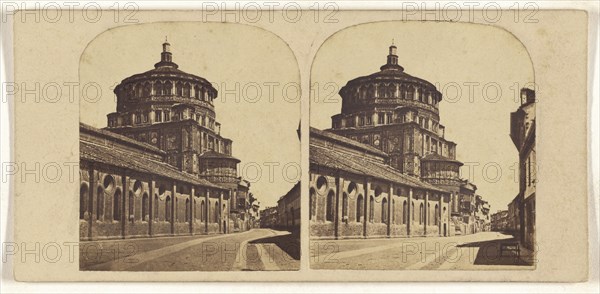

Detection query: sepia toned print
xmin=77 ymin=23 xmax=300 ymax=271
xmin=309 ymin=22 xmax=536 ymax=270
xmin=8 ymin=8 xmax=590 ymax=283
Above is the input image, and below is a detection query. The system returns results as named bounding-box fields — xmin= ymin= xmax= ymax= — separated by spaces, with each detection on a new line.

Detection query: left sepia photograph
xmin=77 ymin=22 xmax=301 ymax=271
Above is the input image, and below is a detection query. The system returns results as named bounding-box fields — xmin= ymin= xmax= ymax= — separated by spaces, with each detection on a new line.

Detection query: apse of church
xmin=309 ymin=44 xmax=485 ymax=239
xmin=107 ymin=40 xmax=237 ymax=181
xmin=329 ymin=44 xmax=462 ymax=189
xmin=80 ymin=41 xmax=249 ymax=240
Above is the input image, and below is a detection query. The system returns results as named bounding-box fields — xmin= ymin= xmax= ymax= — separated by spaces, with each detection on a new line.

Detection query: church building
xmin=80 ymin=41 xmax=250 ymax=240
xmin=310 ymin=44 xmax=484 ymax=239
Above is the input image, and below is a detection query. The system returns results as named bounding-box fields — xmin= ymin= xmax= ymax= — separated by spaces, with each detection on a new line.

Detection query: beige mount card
xmin=7 ymin=7 xmax=591 ymax=282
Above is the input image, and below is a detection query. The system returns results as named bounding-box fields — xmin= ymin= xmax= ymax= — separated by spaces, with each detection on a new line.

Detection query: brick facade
xmin=309 ymin=44 xmax=485 ymax=239
xmin=80 ymin=41 xmax=248 ymax=240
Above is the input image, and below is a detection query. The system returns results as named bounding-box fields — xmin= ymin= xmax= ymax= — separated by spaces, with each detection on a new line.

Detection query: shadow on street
xmin=457 ymin=235 xmax=534 ymax=266
xmin=250 ymin=229 xmax=300 ymax=260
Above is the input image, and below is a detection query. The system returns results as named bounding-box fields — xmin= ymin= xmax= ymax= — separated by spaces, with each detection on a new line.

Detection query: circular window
xmin=133 ymin=180 xmax=143 ymax=196
xmin=102 ymin=175 xmax=115 ymax=192
xmin=347 ymin=182 xmax=357 ymax=196
xmin=374 ymin=186 xmax=383 ymax=197
xmin=316 ymin=176 xmax=328 ymax=194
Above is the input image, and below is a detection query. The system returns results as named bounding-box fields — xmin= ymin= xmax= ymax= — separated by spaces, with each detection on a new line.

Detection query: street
xmin=80 ymin=229 xmax=300 ymax=271
xmin=310 ymin=232 xmax=535 ymax=270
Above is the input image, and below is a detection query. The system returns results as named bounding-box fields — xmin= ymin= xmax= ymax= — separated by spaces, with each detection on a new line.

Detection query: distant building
xmin=260 ymin=206 xmax=279 ymax=229
xmin=507 ymin=194 xmax=521 ymax=235
xmin=510 ymin=88 xmax=536 ymax=250
xmin=454 ymin=180 xmax=477 ymax=235
xmin=231 ymin=180 xmax=251 ymax=232
xmin=475 ymin=195 xmax=491 ymax=232
xmin=491 ymin=210 xmax=509 ymax=232
xmin=249 ymin=201 xmax=261 ymax=229
xmin=277 ymin=182 xmax=300 ymax=230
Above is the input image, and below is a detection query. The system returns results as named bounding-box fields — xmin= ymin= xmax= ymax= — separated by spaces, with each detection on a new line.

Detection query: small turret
xmin=380 ymin=41 xmax=404 ymax=71
xmin=154 ymin=38 xmax=178 ymax=69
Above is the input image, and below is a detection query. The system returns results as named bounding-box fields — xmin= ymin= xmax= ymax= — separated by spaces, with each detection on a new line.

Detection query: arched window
xmin=412 ymin=202 xmax=415 ymax=221
xmin=154 ymin=81 xmax=163 ymax=95
xmin=194 ymin=199 xmax=197 ymax=220
xmin=129 ymin=191 xmax=135 ymax=223
xmin=201 ymin=200 xmax=205 ymax=222
xmin=214 ymin=202 xmax=220 ymax=223
xmin=356 ymin=195 xmax=363 ymax=222
xmin=96 ymin=187 xmax=104 ymax=221
xmin=403 ymin=201 xmax=408 ymax=224
xmin=113 ymin=189 xmax=121 ymax=221
xmin=382 ymin=198 xmax=388 ymax=223
xmin=176 ymin=82 xmax=183 ymax=96
xmin=143 ymin=82 xmax=151 ymax=97
xmin=126 ymin=85 xmax=135 ymax=99
xmin=164 ymin=81 xmax=172 ymax=95
xmin=185 ymin=199 xmax=190 ymax=223
xmin=104 ymin=185 xmax=115 ymax=220
xmin=419 ymin=203 xmax=424 ymax=224
xmin=194 ymin=85 xmax=201 ymax=99
xmin=154 ymin=194 xmax=159 ymax=221
xmin=142 ymin=193 xmax=149 ymax=221
xmin=309 ymin=188 xmax=316 ymax=220
xmin=175 ymin=198 xmax=179 ymax=222
xmin=367 ymin=84 xmax=375 ymax=98
xmin=369 ymin=196 xmax=374 ymax=222
xmin=135 ymin=83 xmax=142 ymax=98
xmin=391 ymin=199 xmax=395 ymax=224
xmin=185 ymin=83 xmax=191 ymax=97
xmin=326 ymin=191 xmax=335 ymax=222
xmin=407 ymin=86 xmax=415 ymax=100
xmin=342 ymin=193 xmax=348 ymax=220
xmin=443 ymin=207 xmax=447 ymax=224
xmin=80 ymin=184 xmax=88 ymax=219
xmin=435 ymin=204 xmax=440 ymax=226
xmin=428 ymin=203 xmax=431 ymax=225
xmin=165 ymin=196 xmax=171 ymax=222
xmin=398 ymin=85 xmax=404 ymax=99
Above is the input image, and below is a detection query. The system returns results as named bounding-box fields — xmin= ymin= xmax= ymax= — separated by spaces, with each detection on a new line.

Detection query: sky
xmin=310 ymin=21 xmax=534 ymax=212
xmin=79 ymin=22 xmax=300 ymax=208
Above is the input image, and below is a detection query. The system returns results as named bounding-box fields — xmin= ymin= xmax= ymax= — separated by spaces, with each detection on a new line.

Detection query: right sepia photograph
xmin=309 ymin=22 xmax=536 ymax=270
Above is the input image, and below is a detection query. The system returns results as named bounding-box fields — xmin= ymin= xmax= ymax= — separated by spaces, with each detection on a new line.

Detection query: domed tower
xmin=106 ymin=40 xmax=239 ymax=187
xmin=329 ymin=43 xmax=463 ymax=193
